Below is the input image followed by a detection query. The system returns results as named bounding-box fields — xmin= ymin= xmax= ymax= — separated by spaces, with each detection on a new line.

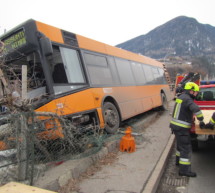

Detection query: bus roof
xmin=1 ymin=19 xmax=163 ymax=68
xmin=35 ymin=20 xmax=163 ymax=68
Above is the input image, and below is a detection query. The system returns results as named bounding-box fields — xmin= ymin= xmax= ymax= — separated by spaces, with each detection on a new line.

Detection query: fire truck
xmin=191 ymin=81 xmax=215 ymax=150
xmin=175 ymin=73 xmax=215 ymax=150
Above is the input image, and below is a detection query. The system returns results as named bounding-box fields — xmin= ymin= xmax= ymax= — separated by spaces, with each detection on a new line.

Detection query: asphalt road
xmin=186 ymin=140 xmax=215 ymax=193
xmin=157 ymin=139 xmax=215 ymax=193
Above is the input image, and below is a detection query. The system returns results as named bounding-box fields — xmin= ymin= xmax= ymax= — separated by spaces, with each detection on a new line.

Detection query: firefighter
xmin=170 ymin=82 xmax=205 ymax=177
xmin=204 ymin=112 xmax=215 ymax=129
xmin=175 ymin=83 xmax=184 ymax=98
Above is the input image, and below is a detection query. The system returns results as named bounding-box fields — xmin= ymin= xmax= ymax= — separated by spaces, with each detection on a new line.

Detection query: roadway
xmin=187 ymin=141 xmax=215 ymax=193
xmin=157 ymin=139 xmax=215 ymax=193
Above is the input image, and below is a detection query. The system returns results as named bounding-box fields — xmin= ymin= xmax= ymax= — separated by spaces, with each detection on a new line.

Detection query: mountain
xmin=116 ymin=16 xmax=215 ymax=60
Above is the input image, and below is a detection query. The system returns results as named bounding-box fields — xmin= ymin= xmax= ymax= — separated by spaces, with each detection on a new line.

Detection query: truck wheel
xmin=103 ymin=102 xmax=120 ymax=134
xmin=160 ymin=93 xmax=168 ymax=111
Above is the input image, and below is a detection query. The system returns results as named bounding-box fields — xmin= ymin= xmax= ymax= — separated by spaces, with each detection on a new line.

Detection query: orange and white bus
xmin=0 ymin=19 xmax=171 ymax=135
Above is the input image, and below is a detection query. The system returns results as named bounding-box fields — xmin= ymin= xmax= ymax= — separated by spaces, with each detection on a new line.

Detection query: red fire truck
xmin=191 ymin=82 xmax=215 ymax=150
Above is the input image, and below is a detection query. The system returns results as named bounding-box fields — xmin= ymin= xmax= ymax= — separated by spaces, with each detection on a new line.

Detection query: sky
xmin=0 ymin=0 xmax=215 ymax=46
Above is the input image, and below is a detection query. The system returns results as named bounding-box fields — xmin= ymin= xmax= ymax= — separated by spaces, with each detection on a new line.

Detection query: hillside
xmin=116 ymin=16 xmax=215 ymax=60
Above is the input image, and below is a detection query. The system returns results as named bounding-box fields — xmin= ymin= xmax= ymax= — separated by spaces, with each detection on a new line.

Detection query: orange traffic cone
xmin=119 ymin=126 xmax=136 ymax=153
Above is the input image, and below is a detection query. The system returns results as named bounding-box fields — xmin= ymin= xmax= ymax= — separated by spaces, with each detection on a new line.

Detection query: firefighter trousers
xmin=173 ymin=129 xmax=192 ymax=172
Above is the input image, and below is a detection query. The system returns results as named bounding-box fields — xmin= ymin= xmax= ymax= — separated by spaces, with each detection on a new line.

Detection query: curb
xmin=141 ymin=134 xmax=175 ymax=193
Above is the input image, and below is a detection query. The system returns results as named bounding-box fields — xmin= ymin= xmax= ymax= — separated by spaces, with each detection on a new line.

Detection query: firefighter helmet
xmin=184 ymin=82 xmax=199 ymax=92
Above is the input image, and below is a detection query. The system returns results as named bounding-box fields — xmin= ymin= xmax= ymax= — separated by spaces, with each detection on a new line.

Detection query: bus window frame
xmin=106 ymin=56 xmax=121 ymax=86
xmin=81 ymin=50 xmax=166 ymax=88
xmin=82 ymin=50 xmax=119 ymax=87
xmin=59 ymin=47 xmax=86 ymax=84
xmin=47 ymin=44 xmax=89 ymax=96
xmin=130 ymin=61 xmax=147 ymax=86
xmin=142 ymin=64 xmax=155 ymax=84
xmin=114 ymin=57 xmax=136 ymax=86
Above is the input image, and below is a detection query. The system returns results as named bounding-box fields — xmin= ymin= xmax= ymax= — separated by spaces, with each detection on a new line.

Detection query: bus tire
xmin=160 ymin=93 xmax=168 ymax=111
xmin=103 ymin=102 xmax=120 ymax=134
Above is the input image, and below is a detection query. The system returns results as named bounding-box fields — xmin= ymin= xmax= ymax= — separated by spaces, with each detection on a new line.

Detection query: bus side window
xmin=131 ymin=62 xmax=146 ymax=85
xmin=158 ymin=68 xmax=166 ymax=84
xmin=84 ymin=52 xmax=114 ymax=86
xmin=52 ymin=63 xmax=68 ymax=83
xmin=49 ymin=46 xmax=68 ymax=84
xmin=107 ymin=56 xmax=120 ymax=85
xmin=115 ymin=58 xmax=135 ymax=85
xmin=142 ymin=64 xmax=154 ymax=84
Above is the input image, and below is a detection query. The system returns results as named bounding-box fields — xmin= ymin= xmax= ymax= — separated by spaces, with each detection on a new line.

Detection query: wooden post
xmin=17 ymin=114 xmax=28 ymax=181
xmin=0 ymin=68 xmax=10 ymax=94
xmin=22 ymin=65 xmax=27 ymax=100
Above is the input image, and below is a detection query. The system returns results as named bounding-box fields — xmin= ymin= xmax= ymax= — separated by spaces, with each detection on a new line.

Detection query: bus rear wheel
xmin=103 ymin=102 xmax=120 ymax=134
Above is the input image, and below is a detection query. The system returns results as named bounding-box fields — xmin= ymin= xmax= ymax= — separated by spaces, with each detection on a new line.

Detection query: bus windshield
xmin=1 ymin=44 xmax=87 ymax=103
xmin=2 ymin=51 xmax=47 ymax=100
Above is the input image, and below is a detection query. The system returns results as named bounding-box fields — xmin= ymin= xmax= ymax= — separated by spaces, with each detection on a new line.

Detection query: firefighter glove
xmin=205 ymin=123 xmax=214 ymax=130
xmin=199 ymin=121 xmax=205 ymax=129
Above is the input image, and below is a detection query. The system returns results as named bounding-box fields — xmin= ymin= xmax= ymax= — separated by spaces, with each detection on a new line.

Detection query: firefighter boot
xmin=179 ymin=164 xmax=197 ymax=177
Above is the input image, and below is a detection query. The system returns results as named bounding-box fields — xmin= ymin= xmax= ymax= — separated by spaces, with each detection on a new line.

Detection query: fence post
xmin=17 ymin=113 xmax=28 ymax=181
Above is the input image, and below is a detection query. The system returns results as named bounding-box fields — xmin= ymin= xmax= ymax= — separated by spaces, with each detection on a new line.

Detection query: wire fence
xmin=0 ymin=42 xmax=123 ymax=186
xmin=0 ymin=110 xmax=119 ymax=186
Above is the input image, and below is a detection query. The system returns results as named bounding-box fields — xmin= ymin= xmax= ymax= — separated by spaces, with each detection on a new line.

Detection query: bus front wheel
xmin=103 ymin=102 xmax=120 ymax=134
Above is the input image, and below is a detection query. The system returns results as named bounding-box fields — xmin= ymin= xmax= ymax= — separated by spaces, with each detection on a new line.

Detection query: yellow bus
xmin=0 ymin=19 xmax=171 ymax=137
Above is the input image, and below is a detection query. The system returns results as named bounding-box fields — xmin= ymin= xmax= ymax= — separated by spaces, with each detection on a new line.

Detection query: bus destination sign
xmin=2 ymin=28 xmax=27 ymax=54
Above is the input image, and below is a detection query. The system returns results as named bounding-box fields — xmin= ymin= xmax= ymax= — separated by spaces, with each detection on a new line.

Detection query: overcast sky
xmin=0 ymin=0 xmax=215 ymax=46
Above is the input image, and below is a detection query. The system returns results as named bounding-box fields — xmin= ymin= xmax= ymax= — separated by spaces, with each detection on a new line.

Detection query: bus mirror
xmin=40 ymin=37 xmax=53 ymax=56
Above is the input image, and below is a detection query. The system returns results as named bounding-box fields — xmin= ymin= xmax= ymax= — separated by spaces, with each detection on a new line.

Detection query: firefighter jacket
xmin=209 ymin=112 xmax=215 ymax=125
xmin=170 ymin=92 xmax=204 ymax=130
